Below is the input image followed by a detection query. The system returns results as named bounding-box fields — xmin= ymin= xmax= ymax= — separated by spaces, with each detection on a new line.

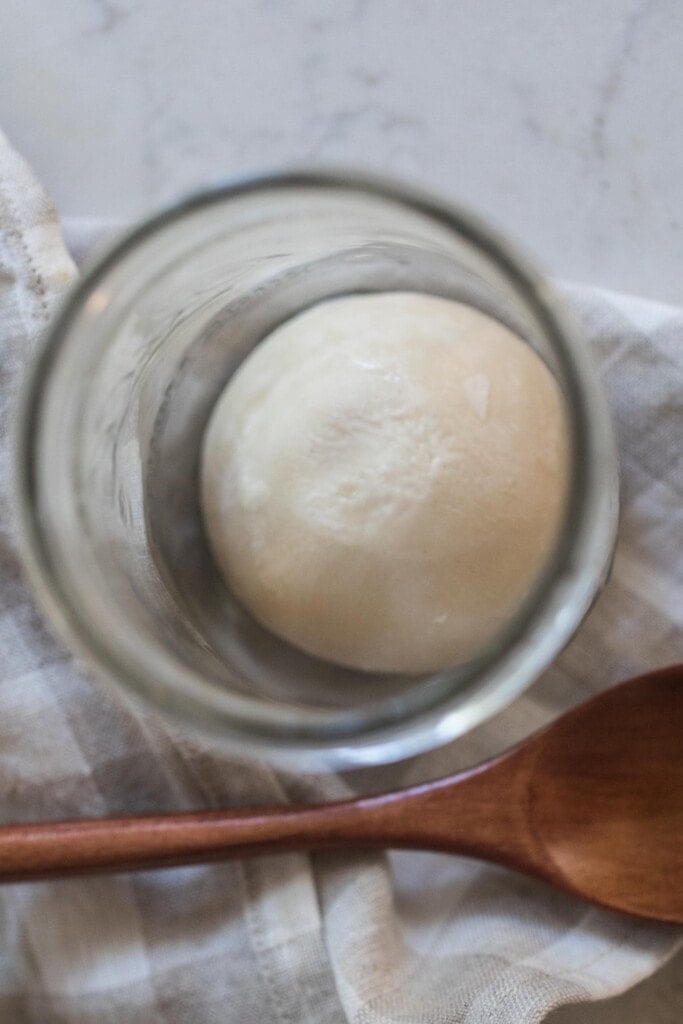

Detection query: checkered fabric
xmin=0 ymin=127 xmax=681 ymax=1023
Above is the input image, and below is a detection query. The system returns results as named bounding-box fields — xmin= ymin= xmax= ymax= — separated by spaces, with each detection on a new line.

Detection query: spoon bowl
xmin=525 ymin=664 xmax=681 ymax=919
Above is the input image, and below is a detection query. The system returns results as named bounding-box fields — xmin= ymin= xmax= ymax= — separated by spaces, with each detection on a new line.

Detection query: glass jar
xmin=16 ymin=171 xmax=618 ymax=770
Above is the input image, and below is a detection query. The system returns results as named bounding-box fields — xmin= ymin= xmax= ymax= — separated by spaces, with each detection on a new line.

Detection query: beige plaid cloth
xmin=0 ymin=127 xmax=681 ymax=1024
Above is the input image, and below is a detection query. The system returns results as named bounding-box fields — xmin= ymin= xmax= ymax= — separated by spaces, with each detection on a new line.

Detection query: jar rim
xmin=15 ymin=168 xmax=618 ymax=768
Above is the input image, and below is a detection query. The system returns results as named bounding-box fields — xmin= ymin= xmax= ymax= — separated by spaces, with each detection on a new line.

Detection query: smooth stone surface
xmin=1 ymin=1 xmax=683 ymax=303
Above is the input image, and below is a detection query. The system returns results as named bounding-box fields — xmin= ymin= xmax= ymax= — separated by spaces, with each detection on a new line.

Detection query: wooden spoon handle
xmin=0 ymin=805 xmax=353 ymax=882
xmin=0 ymin=759 xmax=531 ymax=882
xmin=0 ymin=794 xmax=436 ymax=882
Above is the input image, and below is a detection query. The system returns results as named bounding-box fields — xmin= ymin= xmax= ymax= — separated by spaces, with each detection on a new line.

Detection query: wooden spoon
xmin=1 ymin=665 xmax=681 ymax=922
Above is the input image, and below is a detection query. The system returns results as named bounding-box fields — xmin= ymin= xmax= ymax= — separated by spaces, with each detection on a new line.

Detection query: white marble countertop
xmin=2 ymin=0 xmax=683 ymax=304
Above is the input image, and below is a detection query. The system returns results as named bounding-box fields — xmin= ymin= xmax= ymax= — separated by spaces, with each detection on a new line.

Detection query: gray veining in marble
xmin=2 ymin=0 xmax=683 ymax=303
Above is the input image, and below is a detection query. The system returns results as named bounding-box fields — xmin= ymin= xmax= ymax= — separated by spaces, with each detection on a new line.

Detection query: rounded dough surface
xmin=201 ymin=292 xmax=570 ymax=674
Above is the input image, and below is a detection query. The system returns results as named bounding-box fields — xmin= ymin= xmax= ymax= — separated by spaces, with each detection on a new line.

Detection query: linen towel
xmin=1 ymin=127 xmax=681 ymax=1024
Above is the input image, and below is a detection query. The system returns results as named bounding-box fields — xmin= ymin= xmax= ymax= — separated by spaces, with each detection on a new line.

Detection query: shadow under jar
xmin=17 ymin=171 xmax=618 ymax=770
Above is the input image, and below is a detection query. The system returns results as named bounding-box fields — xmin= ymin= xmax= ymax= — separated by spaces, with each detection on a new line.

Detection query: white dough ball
xmin=201 ymin=292 xmax=570 ymax=674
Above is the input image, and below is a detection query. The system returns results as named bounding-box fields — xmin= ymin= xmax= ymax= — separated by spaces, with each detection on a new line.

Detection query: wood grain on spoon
xmin=0 ymin=665 xmax=681 ymax=923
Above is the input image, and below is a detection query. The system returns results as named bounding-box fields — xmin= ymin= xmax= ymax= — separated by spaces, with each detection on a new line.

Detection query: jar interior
xmin=32 ymin=183 xmax=574 ymax=738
